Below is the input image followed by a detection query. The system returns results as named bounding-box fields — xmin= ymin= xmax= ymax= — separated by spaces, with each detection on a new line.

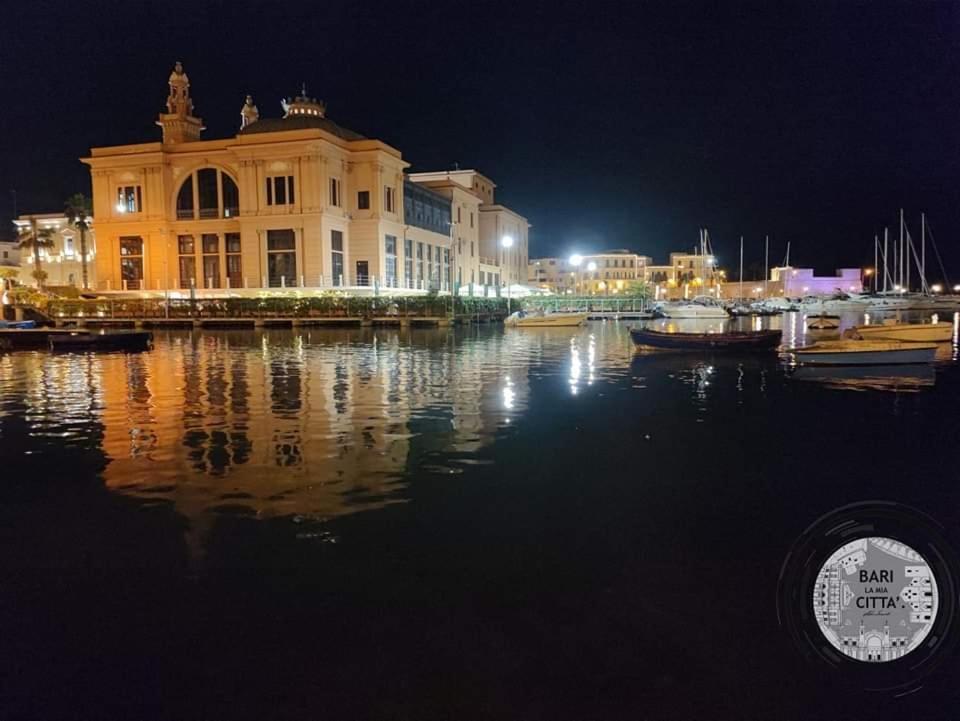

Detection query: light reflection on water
xmin=0 ymin=312 xmax=956 ymax=536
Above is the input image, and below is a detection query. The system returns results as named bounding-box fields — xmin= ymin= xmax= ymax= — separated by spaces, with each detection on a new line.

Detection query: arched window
xmin=175 ymin=168 xmax=239 ymax=220
xmin=176 ymin=176 xmax=194 ymax=219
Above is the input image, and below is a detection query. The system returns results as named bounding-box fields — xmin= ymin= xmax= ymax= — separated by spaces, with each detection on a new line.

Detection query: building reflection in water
xmin=64 ymin=328 xmax=540 ymax=539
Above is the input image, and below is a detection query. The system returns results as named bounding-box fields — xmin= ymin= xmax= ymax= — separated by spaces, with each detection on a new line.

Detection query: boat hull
xmin=854 ymin=323 xmax=953 ymax=343
xmin=630 ymin=328 xmax=782 ymax=351
xmin=48 ymin=331 xmax=153 ymax=352
xmin=793 ymin=341 xmax=938 ymax=366
xmin=506 ymin=313 xmax=587 ymax=328
xmin=658 ymin=307 xmax=729 ymax=319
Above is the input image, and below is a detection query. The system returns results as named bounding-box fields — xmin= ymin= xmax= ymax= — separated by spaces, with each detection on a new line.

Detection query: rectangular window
xmin=225 ymin=232 xmax=242 ymax=288
xmin=116 ymin=186 xmax=142 ymax=214
xmin=470 ymin=241 xmax=475 ymax=257
xmin=384 ymin=234 xmax=397 ymax=286
xmin=178 ymin=234 xmax=195 ymax=288
xmin=197 ymin=168 xmax=219 ymax=219
xmin=384 ymin=186 xmax=395 ymax=213
xmin=404 ymin=237 xmax=413 ymax=289
xmin=329 ymin=178 xmax=341 ymax=207
xmin=357 ymin=191 xmax=370 ymax=210
xmin=417 ymin=242 xmax=424 ymax=286
xmin=267 ymin=229 xmax=297 ymax=287
xmin=201 ymin=233 xmax=220 ymax=288
xmin=444 ymin=248 xmax=450 ymax=289
xmin=470 ymin=212 xmax=474 ymax=228
xmin=331 ymin=230 xmax=344 ymax=286
xmin=457 ymin=207 xmax=461 ymax=223
xmin=119 ymin=236 xmax=143 ymax=289
xmin=266 ymin=176 xmax=294 ymax=206
xmin=64 ymin=237 xmax=75 ymax=256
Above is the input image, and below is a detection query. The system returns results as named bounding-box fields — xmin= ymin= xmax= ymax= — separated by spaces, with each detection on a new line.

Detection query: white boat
xmin=792 ymin=339 xmax=938 ymax=366
xmin=504 ymin=311 xmax=587 ymax=328
xmin=656 ymin=295 xmax=729 ymax=319
xmin=857 ymin=293 xmax=919 ymax=311
xmin=851 ymin=320 xmax=953 ymax=343
xmin=797 ymin=294 xmax=869 ymax=313
xmin=807 ymin=314 xmax=840 ymax=330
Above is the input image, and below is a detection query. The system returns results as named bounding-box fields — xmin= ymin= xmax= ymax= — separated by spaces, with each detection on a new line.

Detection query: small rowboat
xmin=850 ymin=321 xmax=953 ymax=343
xmin=49 ymin=331 xmax=153 ymax=352
xmin=504 ymin=311 xmax=587 ymax=328
xmin=807 ymin=314 xmax=840 ymax=330
xmin=791 ymin=339 xmax=937 ymax=366
xmin=629 ymin=327 xmax=782 ymax=351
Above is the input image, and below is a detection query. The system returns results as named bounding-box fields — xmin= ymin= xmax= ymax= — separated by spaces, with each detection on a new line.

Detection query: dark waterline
xmin=2 ymin=318 xmax=959 ymax=720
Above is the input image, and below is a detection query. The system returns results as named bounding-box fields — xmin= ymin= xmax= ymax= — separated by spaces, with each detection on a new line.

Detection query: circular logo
xmin=813 ymin=537 xmax=938 ymax=662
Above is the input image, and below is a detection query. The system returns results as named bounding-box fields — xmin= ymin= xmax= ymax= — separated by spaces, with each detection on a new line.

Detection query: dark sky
xmin=2 ymin=0 xmax=958 ymax=280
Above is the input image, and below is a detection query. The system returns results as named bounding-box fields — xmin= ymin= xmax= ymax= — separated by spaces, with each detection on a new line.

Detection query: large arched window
xmin=175 ymin=168 xmax=239 ymax=220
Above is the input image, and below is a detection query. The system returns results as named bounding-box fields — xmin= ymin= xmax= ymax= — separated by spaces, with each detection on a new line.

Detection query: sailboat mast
xmin=764 ymin=235 xmax=769 ymax=298
xmin=739 ymin=236 xmax=744 ymax=300
xmin=921 ymin=213 xmax=926 ymax=294
xmin=902 ymin=208 xmax=910 ymax=291
xmin=873 ymin=235 xmax=878 ymax=294
xmin=883 ymin=228 xmax=889 ymax=293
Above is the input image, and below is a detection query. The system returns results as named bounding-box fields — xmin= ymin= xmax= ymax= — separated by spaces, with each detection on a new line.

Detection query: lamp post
xmin=586 ymin=261 xmax=597 ymax=296
xmin=569 ymin=254 xmax=583 ymax=295
xmin=501 ymin=235 xmax=514 ymax=313
xmin=864 ymin=267 xmax=874 ymax=293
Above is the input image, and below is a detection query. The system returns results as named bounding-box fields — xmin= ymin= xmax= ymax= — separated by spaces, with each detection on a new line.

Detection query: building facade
xmin=528 ymin=250 xmax=649 ymax=295
xmin=12 ymin=214 xmax=96 ymax=289
xmin=84 ymin=63 xmax=528 ymax=295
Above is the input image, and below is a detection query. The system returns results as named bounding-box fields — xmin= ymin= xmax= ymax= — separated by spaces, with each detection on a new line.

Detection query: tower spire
xmin=156 ymin=61 xmax=204 ymax=143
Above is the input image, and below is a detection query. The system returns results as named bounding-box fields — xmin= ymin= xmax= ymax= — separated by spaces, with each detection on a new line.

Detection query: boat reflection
xmin=788 ymin=364 xmax=936 ymax=392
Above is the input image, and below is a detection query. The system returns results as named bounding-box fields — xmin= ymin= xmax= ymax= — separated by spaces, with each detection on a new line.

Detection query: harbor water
xmin=2 ymin=313 xmax=959 ymax=719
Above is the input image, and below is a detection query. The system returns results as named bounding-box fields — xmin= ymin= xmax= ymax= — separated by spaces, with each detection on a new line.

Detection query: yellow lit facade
xmin=83 ymin=63 xmax=528 ymax=294
xmin=528 ymin=250 xmax=650 ymax=295
xmin=13 ymin=214 xmax=97 ymax=289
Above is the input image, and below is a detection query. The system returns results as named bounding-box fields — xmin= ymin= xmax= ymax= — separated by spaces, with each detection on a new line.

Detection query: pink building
xmin=772 ymin=267 xmax=862 ymax=296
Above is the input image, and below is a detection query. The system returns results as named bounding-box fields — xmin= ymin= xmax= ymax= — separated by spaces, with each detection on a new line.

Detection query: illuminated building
xmin=528 ymin=250 xmax=649 ymax=294
xmin=82 ymin=62 xmax=528 ymax=294
xmin=12 ymin=214 xmax=97 ymax=288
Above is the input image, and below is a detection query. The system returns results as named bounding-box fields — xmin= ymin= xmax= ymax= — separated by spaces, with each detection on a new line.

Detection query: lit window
xmin=116 ymin=186 xmax=142 ymax=213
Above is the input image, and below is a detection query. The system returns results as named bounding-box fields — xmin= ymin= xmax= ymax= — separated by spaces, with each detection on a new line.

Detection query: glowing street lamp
xmin=501 ymin=236 xmax=514 ymax=312
xmin=931 ymin=284 xmax=943 ymax=293
xmin=954 ymin=284 xmax=960 ymax=293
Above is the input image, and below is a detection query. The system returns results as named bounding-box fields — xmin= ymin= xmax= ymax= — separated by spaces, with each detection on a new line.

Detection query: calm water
xmin=2 ymin=316 xmax=960 ymax=719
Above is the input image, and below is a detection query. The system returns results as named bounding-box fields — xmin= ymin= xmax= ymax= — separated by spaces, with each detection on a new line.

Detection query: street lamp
xmin=569 ymin=254 xmax=583 ymax=294
xmin=931 ymin=284 xmax=943 ymax=293
xmin=864 ymin=267 xmax=874 ymax=292
xmin=586 ymin=261 xmax=597 ymax=296
xmin=501 ymin=235 xmax=514 ymax=313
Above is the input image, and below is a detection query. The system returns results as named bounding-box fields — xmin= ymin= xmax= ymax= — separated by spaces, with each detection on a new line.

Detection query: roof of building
xmin=238 ymin=114 xmax=366 ymax=140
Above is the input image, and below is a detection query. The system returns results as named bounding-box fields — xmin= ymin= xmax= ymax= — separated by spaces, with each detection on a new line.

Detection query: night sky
xmin=2 ymin=0 xmax=958 ymax=280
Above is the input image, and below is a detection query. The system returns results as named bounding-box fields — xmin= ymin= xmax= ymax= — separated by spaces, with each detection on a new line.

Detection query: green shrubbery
xmin=41 ymin=294 xmax=509 ymax=319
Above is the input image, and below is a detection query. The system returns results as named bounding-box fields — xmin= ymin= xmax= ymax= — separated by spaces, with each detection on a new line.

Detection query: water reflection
xmin=1 ymin=316 xmax=957 ymax=546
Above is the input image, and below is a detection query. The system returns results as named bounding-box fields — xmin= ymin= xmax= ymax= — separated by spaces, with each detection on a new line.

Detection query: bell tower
xmin=156 ymin=61 xmax=204 ymax=144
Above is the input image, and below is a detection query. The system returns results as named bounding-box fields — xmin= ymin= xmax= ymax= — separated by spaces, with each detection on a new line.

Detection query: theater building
xmin=83 ymin=63 xmax=527 ymax=294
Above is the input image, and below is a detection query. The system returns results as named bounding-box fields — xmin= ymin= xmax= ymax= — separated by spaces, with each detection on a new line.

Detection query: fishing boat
xmin=849 ymin=320 xmax=953 ymax=343
xmin=807 ymin=314 xmax=840 ymax=330
xmin=654 ymin=295 xmax=729 ymax=319
xmin=791 ymin=339 xmax=938 ymax=366
xmin=629 ymin=327 xmax=781 ymax=351
xmin=48 ymin=330 xmax=153 ymax=352
xmin=504 ymin=310 xmax=587 ymax=328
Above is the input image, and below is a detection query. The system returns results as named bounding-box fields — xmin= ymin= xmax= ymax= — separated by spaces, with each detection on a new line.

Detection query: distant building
xmin=0 ymin=239 xmax=19 ymax=270
xmin=12 ymin=214 xmax=96 ymax=288
xmin=528 ymin=250 xmax=649 ymax=295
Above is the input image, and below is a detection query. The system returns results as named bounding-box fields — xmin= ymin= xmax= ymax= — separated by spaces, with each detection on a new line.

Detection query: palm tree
xmin=17 ymin=219 xmax=55 ymax=289
xmin=64 ymin=193 xmax=92 ymax=289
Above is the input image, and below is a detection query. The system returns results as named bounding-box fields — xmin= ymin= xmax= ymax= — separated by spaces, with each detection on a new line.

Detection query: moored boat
xmin=654 ymin=295 xmax=729 ymax=319
xmin=48 ymin=330 xmax=153 ymax=352
xmin=807 ymin=314 xmax=840 ymax=330
xmin=629 ymin=327 xmax=781 ymax=351
xmin=791 ymin=339 xmax=937 ymax=366
xmin=849 ymin=320 xmax=953 ymax=343
xmin=504 ymin=311 xmax=587 ymax=328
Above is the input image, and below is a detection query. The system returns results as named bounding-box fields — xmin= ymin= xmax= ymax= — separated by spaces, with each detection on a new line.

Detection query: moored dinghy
xmin=850 ymin=319 xmax=953 ymax=343
xmin=504 ymin=310 xmax=587 ymax=328
xmin=791 ymin=339 xmax=937 ymax=366
xmin=49 ymin=330 xmax=153 ymax=352
xmin=629 ymin=327 xmax=781 ymax=351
